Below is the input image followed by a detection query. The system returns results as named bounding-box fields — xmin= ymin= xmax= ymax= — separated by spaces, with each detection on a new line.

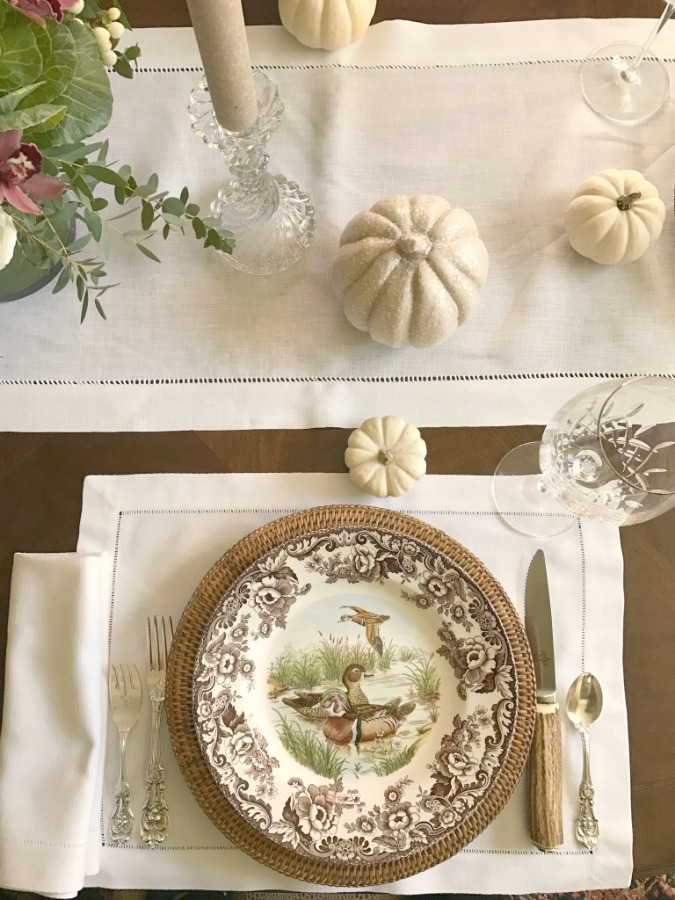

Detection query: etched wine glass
xmin=580 ymin=2 xmax=675 ymax=125
xmin=492 ymin=377 xmax=675 ymax=537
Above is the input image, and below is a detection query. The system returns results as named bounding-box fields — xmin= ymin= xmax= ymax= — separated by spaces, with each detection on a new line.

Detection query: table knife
xmin=525 ymin=549 xmax=563 ymax=851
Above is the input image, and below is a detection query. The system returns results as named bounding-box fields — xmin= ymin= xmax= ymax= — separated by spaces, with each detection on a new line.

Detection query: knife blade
xmin=525 ymin=549 xmax=563 ymax=851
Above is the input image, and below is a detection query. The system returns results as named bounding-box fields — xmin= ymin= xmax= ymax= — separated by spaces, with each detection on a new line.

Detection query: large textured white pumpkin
xmin=345 ymin=416 xmax=427 ymax=498
xmin=332 ymin=194 xmax=489 ymax=349
xmin=565 ymin=169 xmax=665 ymax=265
xmin=278 ymin=0 xmax=376 ymax=51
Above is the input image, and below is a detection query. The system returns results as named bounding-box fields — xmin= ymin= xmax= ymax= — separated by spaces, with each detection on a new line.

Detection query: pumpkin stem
xmin=378 ymin=449 xmax=394 ymax=465
xmin=616 ymin=191 xmax=641 ymax=211
xmin=396 ymin=233 xmax=432 ymax=259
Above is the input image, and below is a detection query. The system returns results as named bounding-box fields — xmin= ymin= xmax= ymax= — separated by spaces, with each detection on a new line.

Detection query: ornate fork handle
xmin=140 ymin=693 xmax=169 ymax=845
xmin=575 ymin=729 xmax=599 ymax=850
xmin=111 ymin=731 xmax=133 ymax=843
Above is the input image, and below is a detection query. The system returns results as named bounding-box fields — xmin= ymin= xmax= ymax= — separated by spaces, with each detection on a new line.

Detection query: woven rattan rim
xmin=166 ymin=504 xmax=536 ymax=886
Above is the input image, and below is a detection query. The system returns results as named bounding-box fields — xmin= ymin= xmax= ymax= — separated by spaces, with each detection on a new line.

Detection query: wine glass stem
xmin=623 ymin=1 xmax=675 ymax=80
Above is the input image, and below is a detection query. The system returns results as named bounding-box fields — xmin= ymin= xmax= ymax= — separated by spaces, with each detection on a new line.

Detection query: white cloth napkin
xmin=0 ymin=552 xmax=108 ymax=898
xmin=69 ymin=472 xmax=629 ymax=894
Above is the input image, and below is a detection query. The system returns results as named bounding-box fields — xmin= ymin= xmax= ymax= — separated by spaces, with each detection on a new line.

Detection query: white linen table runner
xmin=0 ymin=472 xmax=631 ymax=896
xmin=1 ymin=19 xmax=675 ymax=431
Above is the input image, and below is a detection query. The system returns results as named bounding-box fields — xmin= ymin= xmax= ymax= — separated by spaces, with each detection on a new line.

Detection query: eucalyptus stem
xmin=12 ymin=217 xmax=77 ymax=274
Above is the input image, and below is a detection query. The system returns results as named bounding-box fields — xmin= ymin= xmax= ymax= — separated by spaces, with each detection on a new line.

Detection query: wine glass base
xmin=492 ymin=442 xmax=576 ymax=538
xmin=580 ymin=42 xmax=670 ymax=125
xmin=212 ymin=175 xmax=315 ymax=275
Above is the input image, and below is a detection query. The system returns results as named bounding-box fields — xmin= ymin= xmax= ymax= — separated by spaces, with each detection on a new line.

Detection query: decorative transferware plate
xmin=166 ymin=506 xmax=535 ymax=885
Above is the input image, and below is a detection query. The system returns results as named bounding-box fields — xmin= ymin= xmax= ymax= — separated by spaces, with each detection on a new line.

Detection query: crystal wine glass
xmin=492 ymin=377 xmax=675 ymax=537
xmin=580 ymin=2 xmax=675 ymax=125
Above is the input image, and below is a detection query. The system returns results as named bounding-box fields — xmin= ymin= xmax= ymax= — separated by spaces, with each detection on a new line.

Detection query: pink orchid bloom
xmin=0 ymin=130 xmax=65 ymax=215
xmin=5 ymin=0 xmax=80 ymax=27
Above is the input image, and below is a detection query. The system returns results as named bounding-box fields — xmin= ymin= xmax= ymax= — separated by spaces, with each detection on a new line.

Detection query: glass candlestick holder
xmin=189 ymin=70 xmax=315 ymax=274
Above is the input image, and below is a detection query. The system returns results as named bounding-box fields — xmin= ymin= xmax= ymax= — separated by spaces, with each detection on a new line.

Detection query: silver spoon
xmin=566 ymin=672 xmax=603 ymax=851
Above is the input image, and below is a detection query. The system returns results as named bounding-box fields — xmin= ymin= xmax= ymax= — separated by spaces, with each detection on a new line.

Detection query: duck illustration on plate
xmin=320 ymin=690 xmax=416 ymax=746
xmin=338 ymin=606 xmax=390 ymax=656
xmin=272 ymin=635 xmax=437 ymax=780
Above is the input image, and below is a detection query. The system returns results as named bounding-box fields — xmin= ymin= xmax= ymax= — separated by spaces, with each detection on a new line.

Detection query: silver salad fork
xmin=108 ymin=663 xmax=142 ymax=843
xmin=140 ymin=615 xmax=174 ymax=846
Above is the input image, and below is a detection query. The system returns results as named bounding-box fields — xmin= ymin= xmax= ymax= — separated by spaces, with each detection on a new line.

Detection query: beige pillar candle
xmin=186 ymin=0 xmax=258 ymax=133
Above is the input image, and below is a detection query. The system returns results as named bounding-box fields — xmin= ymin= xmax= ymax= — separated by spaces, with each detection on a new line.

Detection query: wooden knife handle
xmin=529 ymin=702 xmax=563 ymax=851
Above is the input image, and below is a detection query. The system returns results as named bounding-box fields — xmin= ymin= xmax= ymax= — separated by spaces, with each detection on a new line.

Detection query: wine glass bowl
xmin=493 ymin=377 xmax=675 ymax=536
xmin=580 ymin=2 xmax=675 ymax=125
xmin=540 ymin=377 xmax=675 ymax=526
xmin=580 ymin=41 xmax=670 ymax=125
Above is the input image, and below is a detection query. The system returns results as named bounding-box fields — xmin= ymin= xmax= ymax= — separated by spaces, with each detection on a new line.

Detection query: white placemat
xmin=70 ymin=472 xmax=630 ymax=893
xmin=1 ymin=19 xmax=674 ymax=431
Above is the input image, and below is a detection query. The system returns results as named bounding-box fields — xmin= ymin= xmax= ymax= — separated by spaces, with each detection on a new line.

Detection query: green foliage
xmin=268 ymin=649 xmax=297 ymax=690
xmin=404 ymin=653 xmax=441 ymax=702
xmin=0 ymin=7 xmax=42 ymax=92
xmin=377 ymin=639 xmax=396 ymax=671
xmin=276 ymin=715 xmax=348 ymax=781
xmin=315 ymin=634 xmax=378 ymax=681
xmin=26 ymin=21 xmax=113 ymax=147
xmin=15 ymin=145 xmax=234 ymax=321
xmin=0 ymin=0 xmax=235 ymax=320
xmin=0 ymin=103 xmax=66 ymax=134
xmin=369 ymin=739 xmax=419 ymax=777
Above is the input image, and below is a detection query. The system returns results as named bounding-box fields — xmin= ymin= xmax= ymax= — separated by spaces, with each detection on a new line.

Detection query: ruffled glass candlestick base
xmin=189 ymin=70 xmax=315 ymax=274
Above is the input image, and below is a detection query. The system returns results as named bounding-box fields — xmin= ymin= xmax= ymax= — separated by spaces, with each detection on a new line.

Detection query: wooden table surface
xmin=2 ymin=0 xmax=675 ymax=885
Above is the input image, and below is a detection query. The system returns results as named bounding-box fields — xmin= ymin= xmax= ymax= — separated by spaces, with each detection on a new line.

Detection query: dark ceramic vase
xmin=0 ymin=219 xmax=76 ymax=303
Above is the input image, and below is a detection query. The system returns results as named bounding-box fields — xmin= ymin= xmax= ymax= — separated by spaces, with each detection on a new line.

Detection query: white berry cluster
xmin=92 ymin=7 xmax=126 ymax=68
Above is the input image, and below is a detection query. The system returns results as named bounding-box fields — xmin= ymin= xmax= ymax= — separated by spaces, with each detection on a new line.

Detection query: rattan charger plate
xmin=166 ymin=505 xmax=536 ymax=886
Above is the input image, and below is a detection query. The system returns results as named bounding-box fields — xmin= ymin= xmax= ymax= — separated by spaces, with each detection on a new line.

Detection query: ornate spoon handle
xmin=575 ymin=729 xmax=599 ymax=850
xmin=110 ymin=731 xmax=133 ymax=843
xmin=140 ymin=698 xmax=169 ymax=845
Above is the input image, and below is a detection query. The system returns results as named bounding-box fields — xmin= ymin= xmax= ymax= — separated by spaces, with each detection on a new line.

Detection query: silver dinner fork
xmin=108 ymin=663 xmax=142 ymax=844
xmin=140 ymin=615 xmax=174 ymax=846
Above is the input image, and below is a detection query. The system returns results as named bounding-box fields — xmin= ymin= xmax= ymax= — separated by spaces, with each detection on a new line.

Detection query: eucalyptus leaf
xmin=136 ymin=243 xmax=161 ymax=263
xmin=67 ymin=234 xmax=94 ymax=254
xmin=53 ymin=266 xmax=72 ymax=294
xmin=83 ymin=164 xmax=126 ymax=187
xmin=100 ymin=221 xmax=111 ymax=257
xmin=3 ymin=103 xmax=66 ymax=135
xmin=35 ymin=20 xmax=113 ymax=149
xmin=163 ymin=197 xmax=186 ymax=216
xmin=162 ymin=213 xmax=185 ymax=228
xmin=141 ymin=200 xmax=154 ymax=230
xmin=83 ymin=208 xmax=103 ymax=241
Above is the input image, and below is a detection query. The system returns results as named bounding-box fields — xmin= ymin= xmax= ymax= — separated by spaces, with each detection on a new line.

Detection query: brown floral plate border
xmin=166 ymin=505 xmax=536 ymax=886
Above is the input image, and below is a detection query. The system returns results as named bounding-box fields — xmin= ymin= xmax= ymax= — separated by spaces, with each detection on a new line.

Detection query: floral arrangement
xmin=0 ymin=0 xmax=233 ymax=319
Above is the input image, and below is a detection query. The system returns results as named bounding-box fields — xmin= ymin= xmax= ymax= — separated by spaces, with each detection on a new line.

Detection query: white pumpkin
xmin=565 ymin=169 xmax=665 ymax=265
xmin=345 ymin=416 xmax=427 ymax=498
xmin=332 ymin=194 xmax=489 ymax=349
xmin=278 ymin=0 xmax=376 ymax=51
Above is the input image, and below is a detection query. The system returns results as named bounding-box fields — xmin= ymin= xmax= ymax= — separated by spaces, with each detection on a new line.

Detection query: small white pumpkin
xmin=565 ymin=169 xmax=665 ymax=265
xmin=345 ymin=415 xmax=427 ymax=498
xmin=332 ymin=194 xmax=489 ymax=349
xmin=278 ymin=0 xmax=376 ymax=51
